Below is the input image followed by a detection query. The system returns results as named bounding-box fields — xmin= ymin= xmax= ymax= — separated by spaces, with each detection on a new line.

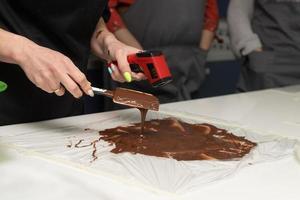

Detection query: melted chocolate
xmin=100 ymin=118 xmax=257 ymax=161
xmin=139 ymin=108 xmax=148 ymax=134
xmin=91 ymin=139 xmax=100 ymax=163
xmin=66 ymin=141 xmax=72 ymax=148
xmin=75 ymin=139 xmax=84 ymax=148
xmin=73 ymin=138 xmax=100 ymax=163
xmin=112 ymin=87 xmax=159 ymax=135
xmin=113 ymin=88 xmax=159 ymax=111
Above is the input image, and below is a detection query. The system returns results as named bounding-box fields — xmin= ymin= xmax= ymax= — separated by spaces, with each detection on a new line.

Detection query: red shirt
xmin=107 ymin=0 xmax=219 ymax=33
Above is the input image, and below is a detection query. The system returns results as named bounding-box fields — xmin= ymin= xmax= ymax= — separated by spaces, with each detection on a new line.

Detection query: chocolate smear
xmin=100 ymin=118 xmax=257 ymax=161
xmin=72 ymin=138 xmax=100 ymax=162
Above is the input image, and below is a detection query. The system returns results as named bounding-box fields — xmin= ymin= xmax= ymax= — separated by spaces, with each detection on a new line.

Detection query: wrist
xmin=99 ymin=30 xmax=117 ymax=48
xmin=95 ymin=29 xmax=120 ymax=58
xmin=10 ymin=35 xmax=35 ymax=66
xmin=254 ymin=48 xmax=263 ymax=52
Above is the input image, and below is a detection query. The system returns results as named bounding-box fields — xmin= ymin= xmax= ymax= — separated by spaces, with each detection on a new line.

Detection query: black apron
xmin=238 ymin=0 xmax=300 ymax=92
xmin=0 ymin=0 xmax=109 ymax=125
xmin=103 ymin=0 xmax=207 ymax=110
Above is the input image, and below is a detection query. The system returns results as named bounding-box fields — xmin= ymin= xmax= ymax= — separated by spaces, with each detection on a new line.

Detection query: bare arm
xmin=0 ymin=28 xmax=92 ymax=98
xmin=0 ymin=28 xmax=25 ymax=64
xmin=227 ymin=0 xmax=262 ymax=57
xmin=199 ymin=0 xmax=219 ymax=50
xmin=199 ymin=30 xmax=215 ymax=50
xmin=114 ymin=28 xmax=142 ymax=50
xmin=90 ymin=18 xmax=144 ymax=82
xmin=105 ymin=5 xmax=142 ymax=49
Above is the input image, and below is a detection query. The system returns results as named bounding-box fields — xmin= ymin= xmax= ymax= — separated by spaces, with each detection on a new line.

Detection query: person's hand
xmin=91 ymin=30 xmax=146 ymax=83
xmin=16 ymin=38 xmax=93 ymax=98
xmin=254 ymin=47 xmax=263 ymax=52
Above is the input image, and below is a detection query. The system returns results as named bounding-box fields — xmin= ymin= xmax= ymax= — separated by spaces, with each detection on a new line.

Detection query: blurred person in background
xmin=101 ymin=0 xmax=219 ymax=110
xmin=228 ymin=0 xmax=300 ymax=92
xmin=0 ymin=1 xmax=143 ymax=125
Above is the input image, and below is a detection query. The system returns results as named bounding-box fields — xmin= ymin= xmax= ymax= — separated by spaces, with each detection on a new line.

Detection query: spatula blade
xmin=113 ymin=88 xmax=159 ymax=111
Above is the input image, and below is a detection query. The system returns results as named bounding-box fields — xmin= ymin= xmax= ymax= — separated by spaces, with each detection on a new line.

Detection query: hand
xmin=16 ymin=38 xmax=93 ymax=98
xmin=91 ymin=30 xmax=146 ymax=83
xmin=254 ymin=48 xmax=263 ymax=52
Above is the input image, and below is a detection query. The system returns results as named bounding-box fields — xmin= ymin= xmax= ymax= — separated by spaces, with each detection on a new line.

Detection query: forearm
xmin=94 ymin=18 xmax=115 ymax=46
xmin=114 ymin=28 xmax=142 ymax=49
xmin=0 ymin=28 xmax=92 ymax=97
xmin=92 ymin=18 xmax=141 ymax=58
xmin=105 ymin=6 xmax=142 ymax=49
xmin=91 ymin=17 xmax=142 ymax=82
xmin=199 ymin=30 xmax=215 ymax=50
xmin=200 ymin=0 xmax=219 ymax=50
xmin=91 ymin=18 xmax=118 ymax=59
xmin=227 ymin=0 xmax=262 ymax=56
xmin=0 ymin=28 xmax=28 ymax=65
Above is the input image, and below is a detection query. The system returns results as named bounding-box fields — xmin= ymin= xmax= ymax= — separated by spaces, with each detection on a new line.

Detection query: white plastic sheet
xmin=0 ymin=110 xmax=297 ymax=195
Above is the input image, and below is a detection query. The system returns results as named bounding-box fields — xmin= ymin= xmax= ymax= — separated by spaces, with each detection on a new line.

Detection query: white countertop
xmin=1 ymin=86 xmax=300 ymax=200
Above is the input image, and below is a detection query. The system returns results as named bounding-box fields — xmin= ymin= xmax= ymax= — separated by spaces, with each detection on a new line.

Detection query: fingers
xmin=63 ymin=58 xmax=94 ymax=97
xmin=108 ymin=65 xmax=146 ymax=82
xmin=33 ymin=73 xmax=59 ymax=94
xmin=40 ymin=67 xmax=89 ymax=98
xmin=114 ymin=49 xmax=132 ymax=82
xmin=21 ymin=44 xmax=93 ymax=98
xmin=33 ymin=76 xmax=53 ymax=93
xmin=68 ymin=68 xmax=93 ymax=97
xmin=59 ymin=74 xmax=83 ymax=98
xmin=131 ymin=72 xmax=147 ymax=81
xmin=45 ymin=73 xmax=62 ymax=94
xmin=94 ymin=35 xmax=142 ymax=83
xmin=108 ymin=64 xmax=146 ymax=82
xmin=54 ymin=86 xmax=65 ymax=96
xmin=108 ymin=64 xmax=125 ymax=83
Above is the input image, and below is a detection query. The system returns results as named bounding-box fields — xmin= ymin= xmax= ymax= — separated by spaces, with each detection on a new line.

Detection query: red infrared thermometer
xmin=110 ymin=50 xmax=172 ymax=87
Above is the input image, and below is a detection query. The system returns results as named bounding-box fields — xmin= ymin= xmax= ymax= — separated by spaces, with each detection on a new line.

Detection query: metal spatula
xmin=92 ymin=87 xmax=159 ymax=111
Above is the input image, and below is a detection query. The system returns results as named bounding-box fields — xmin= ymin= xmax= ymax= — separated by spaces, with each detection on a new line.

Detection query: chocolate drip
xmin=110 ymin=88 xmax=159 ymax=137
xmin=139 ymin=108 xmax=148 ymax=134
xmin=72 ymin=138 xmax=100 ymax=162
xmin=74 ymin=139 xmax=84 ymax=148
xmin=90 ymin=139 xmax=100 ymax=163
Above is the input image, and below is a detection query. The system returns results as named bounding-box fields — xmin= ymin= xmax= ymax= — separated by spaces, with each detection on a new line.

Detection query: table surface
xmin=1 ymin=86 xmax=300 ymax=200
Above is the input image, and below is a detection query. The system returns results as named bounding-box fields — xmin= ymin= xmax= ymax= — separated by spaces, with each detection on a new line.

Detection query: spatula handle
xmin=92 ymin=87 xmax=113 ymax=98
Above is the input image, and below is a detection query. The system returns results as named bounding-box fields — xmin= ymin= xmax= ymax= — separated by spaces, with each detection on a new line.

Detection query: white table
xmin=1 ymin=86 xmax=300 ymax=200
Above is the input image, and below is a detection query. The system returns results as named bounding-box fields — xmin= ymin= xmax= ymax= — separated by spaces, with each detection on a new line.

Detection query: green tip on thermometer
xmin=0 ymin=81 xmax=7 ymax=92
